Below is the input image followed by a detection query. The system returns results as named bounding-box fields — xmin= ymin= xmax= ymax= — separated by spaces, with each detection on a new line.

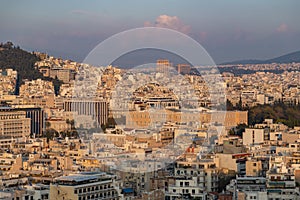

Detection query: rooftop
xmin=54 ymin=172 xmax=112 ymax=186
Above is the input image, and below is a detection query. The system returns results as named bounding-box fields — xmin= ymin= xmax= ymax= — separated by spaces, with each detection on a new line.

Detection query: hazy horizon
xmin=1 ymin=0 xmax=300 ymax=64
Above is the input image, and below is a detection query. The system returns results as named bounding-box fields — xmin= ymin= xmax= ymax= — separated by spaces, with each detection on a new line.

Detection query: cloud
xmin=144 ymin=15 xmax=191 ymax=34
xmin=276 ymin=23 xmax=288 ymax=33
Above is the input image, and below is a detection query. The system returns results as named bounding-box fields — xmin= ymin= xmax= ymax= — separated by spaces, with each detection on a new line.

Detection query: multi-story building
xmin=245 ymin=157 xmax=269 ymax=177
xmin=11 ymin=106 xmax=45 ymax=137
xmin=226 ymin=176 xmax=267 ymax=200
xmin=49 ymin=68 xmax=76 ymax=83
xmin=177 ymin=64 xmax=191 ymax=75
xmin=63 ymin=99 xmax=109 ymax=127
xmin=266 ymin=170 xmax=299 ymax=200
xmin=126 ymin=109 xmax=248 ymax=129
xmin=50 ymin=172 xmax=120 ymax=200
xmin=267 ymin=156 xmax=300 ymax=200
xmin=243 ymin=128 xmax=267 ymax=146
xmin=165 ymin=159 xmax=218 ymax=200
xmin=0 ymin=107 xmax=31 ymax=143
xmin=157 ymin=59 xmax=172 ymax=75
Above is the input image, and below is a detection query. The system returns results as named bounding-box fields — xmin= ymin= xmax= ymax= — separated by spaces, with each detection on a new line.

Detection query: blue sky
xmin=1 ymin=0 xmax=300 ymax=63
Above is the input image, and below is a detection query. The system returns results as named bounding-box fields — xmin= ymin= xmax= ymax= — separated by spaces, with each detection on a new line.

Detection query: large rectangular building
xmin=156 ymin=59 xmax=172 ymax=75
xmin=177 ymin=64 xmax=191 ymax=75
xmin=63 ymin=99 xmax=109 ymax=127
xmin=50 ymin=172 xmax=120 ymax=200
xmin=0 ymin=108 xmax=31 ymax=140
xmin=126 ymin=109 xmax=248 ymax=129
xmin=10 ymin=106 xmax=45 ymax=137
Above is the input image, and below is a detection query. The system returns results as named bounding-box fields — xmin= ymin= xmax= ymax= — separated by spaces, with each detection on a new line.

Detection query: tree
xmin=236 ymin=95 xmax=243 ymax=110
xmin=70 ymin=119 xmax=75 ymax=130
xmin=226 ymin=99 xmax=235 ymax=111
xmin=45 ymin=121 xmax=51 ymax=129
xmin=44 ymin=128 xmax=58 ymax=141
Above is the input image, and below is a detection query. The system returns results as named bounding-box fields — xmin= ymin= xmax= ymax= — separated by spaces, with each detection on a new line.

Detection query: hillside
xmin=0 ymin=42 xmax=43 ymax=80
xmin=221 ymin=50 xmax=300 ymax=65
xmin=267 ymin=51 xmax=300 ymax=63
xmin=0 ymin=42 xmax=62 ymax=95
xmin=248 ymin=101 xmax=300 ymax=128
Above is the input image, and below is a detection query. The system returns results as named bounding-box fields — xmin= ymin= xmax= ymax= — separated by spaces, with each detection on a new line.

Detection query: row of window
xmin=75 ymin=184 xmax=113 ymax=194
xmin=78 ymin=191 xmax=117 ymax=200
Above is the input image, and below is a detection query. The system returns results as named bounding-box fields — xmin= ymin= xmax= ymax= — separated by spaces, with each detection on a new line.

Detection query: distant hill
xmin=221 ymin=50 xmax=300 ymax=65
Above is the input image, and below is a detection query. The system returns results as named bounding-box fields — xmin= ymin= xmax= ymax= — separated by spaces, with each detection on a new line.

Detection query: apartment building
xmin=50 ymin=172 xmax=120 ymax=200
xmin=165 ymin=159 xmax=218 ymax=200
xmin=0 ymin=108 xmax=31 ymax=142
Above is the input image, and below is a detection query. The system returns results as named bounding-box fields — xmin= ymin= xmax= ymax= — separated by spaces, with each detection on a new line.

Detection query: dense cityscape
xmin=0 ymin=41 xmax=299 ymax=200
xmin=1 ymin=1 xmax=300 ymax=200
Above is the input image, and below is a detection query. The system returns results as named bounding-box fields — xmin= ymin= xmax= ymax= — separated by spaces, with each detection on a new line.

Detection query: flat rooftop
xmin=54 ymin=172 xmax=112 ymax=186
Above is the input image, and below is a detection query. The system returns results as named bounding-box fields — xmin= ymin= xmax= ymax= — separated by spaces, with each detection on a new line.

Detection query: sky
xmin=1 ymin=0 xmax=300 ymax=64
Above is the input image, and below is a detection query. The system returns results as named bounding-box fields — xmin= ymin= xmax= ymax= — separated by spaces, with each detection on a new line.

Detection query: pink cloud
xmin=144 ymin=15 xmax=191 ymax=34
xmin=276 ymin=23 xmax=288 ymax=33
